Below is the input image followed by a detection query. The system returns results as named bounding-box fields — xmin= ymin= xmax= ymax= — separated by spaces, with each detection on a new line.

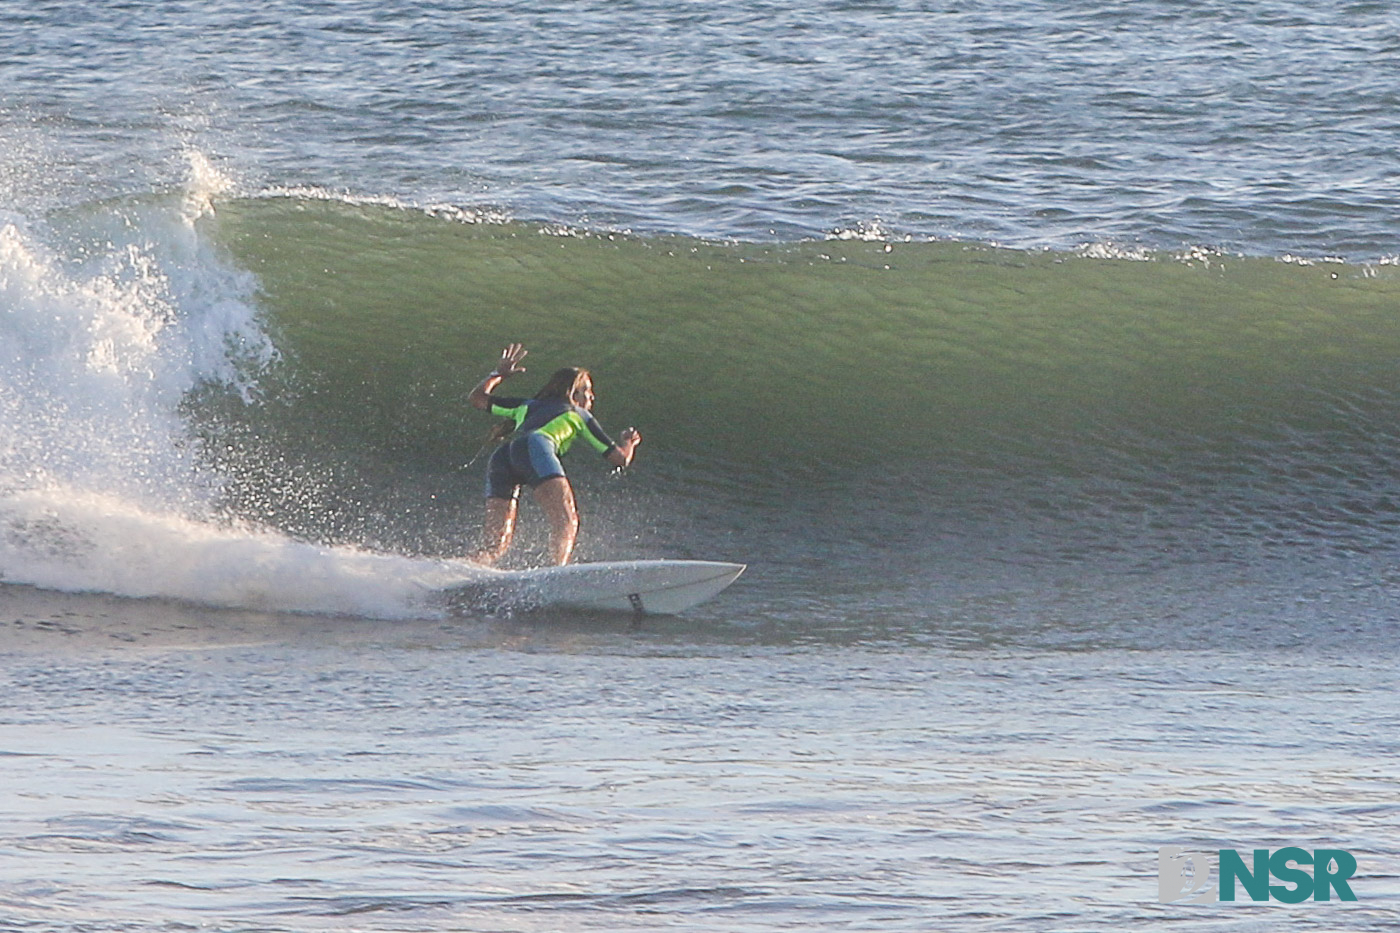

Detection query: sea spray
xmin=0 ymin=157 xmax=491 ymax=616
xmin=0 ymin=484 xmax=471 ymax=617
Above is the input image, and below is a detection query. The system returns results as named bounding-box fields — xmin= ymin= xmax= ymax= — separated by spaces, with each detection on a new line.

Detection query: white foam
xmin=256 ymin=184 xmax=512 ymax=225
xmin=826 ymin=219 xmax=893 ymax=241
xmin=0 ymin=179 xmax=271 ymax=502
xmin=1075 ymin=241 xmax=1156 ymax=261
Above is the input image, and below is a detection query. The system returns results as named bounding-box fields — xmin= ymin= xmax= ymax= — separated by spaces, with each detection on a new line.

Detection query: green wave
xmin=198 ymin=196 xmax=1400 ymax=556
xmin=212 ymin=197 xmax=1400 ymax=454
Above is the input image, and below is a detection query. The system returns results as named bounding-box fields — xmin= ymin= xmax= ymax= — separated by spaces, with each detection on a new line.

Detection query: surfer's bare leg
xmin=471 ymin=497 xmax=517 ymax=565
xmin=533 ymin=477 xmax=579 ymax=565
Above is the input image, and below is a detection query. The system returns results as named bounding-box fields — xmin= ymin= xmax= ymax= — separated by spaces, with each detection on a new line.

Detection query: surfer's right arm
xmin=468 ymin=343 xmax=528 ymax=410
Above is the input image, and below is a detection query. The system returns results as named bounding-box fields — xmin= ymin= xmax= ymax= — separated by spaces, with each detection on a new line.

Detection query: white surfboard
xmin=437 ymin=559 xmax=745 ymax=616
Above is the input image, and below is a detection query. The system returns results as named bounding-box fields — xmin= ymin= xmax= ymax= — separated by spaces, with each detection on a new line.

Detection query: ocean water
xmin=2 ymin=1 xmax=1399 ymax=929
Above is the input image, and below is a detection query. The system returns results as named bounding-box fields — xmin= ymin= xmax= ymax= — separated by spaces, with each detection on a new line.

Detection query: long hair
xmin=534 ymin=366 xmax=591 ymax=403
xmin=485 ymin=366 xmax=591 ymax=444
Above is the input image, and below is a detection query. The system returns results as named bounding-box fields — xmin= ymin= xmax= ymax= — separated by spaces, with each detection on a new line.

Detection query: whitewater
xmin=1 ymin=1 xmax=1398 ymax=930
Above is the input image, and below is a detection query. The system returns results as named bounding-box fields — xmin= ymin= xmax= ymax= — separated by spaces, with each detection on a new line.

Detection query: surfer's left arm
xmin=605 ymin=427 xmax=642 ymax=468
xmin=468 ymin=343 xmax=528 ymax=410
xmin=578 ymin=412 xmax=640 ymax=468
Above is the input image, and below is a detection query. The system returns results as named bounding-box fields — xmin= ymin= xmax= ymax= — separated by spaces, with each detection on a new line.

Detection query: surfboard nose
xmin=677 ymin=560 xmax=746 ymax=583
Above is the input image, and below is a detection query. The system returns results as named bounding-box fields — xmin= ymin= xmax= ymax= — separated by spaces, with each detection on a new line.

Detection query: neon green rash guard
xmin=487 ymin=395 xmax=616 ymax=456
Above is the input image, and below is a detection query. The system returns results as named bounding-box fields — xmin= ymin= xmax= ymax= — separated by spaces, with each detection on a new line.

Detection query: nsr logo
xmin=1159 ymin=847 xmax=1358 ymax=904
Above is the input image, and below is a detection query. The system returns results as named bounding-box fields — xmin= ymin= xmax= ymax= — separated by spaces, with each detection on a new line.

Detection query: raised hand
xmin=494 ymin=343 xmax=528 ymax=377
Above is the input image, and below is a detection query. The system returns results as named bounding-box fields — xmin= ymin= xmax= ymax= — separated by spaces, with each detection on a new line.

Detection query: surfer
xmin=466 ymin=343 xmax=642 ymax=565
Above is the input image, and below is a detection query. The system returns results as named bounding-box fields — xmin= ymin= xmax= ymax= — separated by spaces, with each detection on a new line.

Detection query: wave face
xmin=210 ymin=201 xmax=1400 ymax=613
xmin=7 ymin=189 xmax=1400 ymax=633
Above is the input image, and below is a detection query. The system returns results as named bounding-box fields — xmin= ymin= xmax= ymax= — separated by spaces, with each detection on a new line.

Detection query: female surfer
xmin=467 ymin=343 xmax=642 ymax=565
